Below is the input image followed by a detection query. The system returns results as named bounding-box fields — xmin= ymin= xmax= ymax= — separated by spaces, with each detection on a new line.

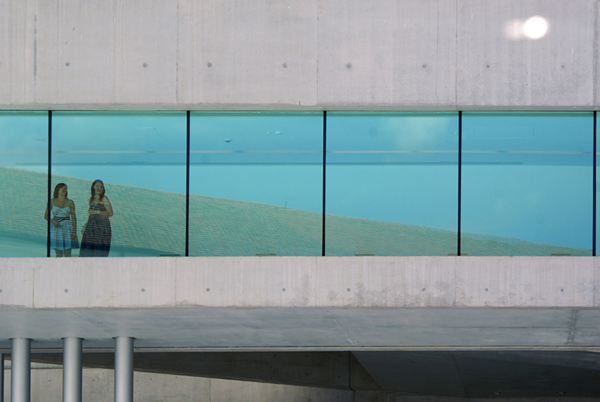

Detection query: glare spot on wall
xmin=523 ymin=16 xmax=548 ymax=39
xmin=503 ymin=16 xmax=549 ymax=40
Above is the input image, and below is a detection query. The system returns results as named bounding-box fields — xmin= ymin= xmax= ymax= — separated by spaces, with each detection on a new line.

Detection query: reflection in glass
xmin=189 ymin=112 xmax=323 ymax=256
xmin=462 ymin=112 xmax=593 ymax=256
xmin=0 ymin=111 xmax=48 ymax=257
xmin=45 ymin=183 xmax=78 ymax=257
xmin=52 ymin=112 xmax=187 ymax=256
xmin=326 ymin=112 xmax=459 ymax=256
xmin=80 ymin=179 xmax=113 ymax=257
xmin=597 ymin=113 xmax=599 ymax=255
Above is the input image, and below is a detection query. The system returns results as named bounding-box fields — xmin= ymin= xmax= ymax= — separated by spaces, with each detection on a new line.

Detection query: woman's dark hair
xmin=53 ymin=183 xmax=68 ymax=199
xmin=90 ymin=179 xmax=106 ymax=203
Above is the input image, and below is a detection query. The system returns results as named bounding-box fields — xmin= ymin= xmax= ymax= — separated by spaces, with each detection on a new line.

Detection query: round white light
xmin=523 ymin=16 xmax=548 ymax=39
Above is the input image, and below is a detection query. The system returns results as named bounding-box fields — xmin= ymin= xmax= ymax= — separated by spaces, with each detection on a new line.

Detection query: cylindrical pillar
xmin=1 ymin=353 xmax=5 ymax=402
xmin=114 ymin=337 xmax=134 ymax=402
xmin=11 ymin=338 xmax=31 ymax=402
xmin=62 ymin=338 xmax=83 ymax=402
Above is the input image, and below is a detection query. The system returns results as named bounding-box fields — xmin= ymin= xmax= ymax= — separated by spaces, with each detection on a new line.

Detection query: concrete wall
xmin=3 ymin=365 xmax=599 ymax=402
xmin=0 ymin=0 xmax=598 ymax=110
xmin=1 ymin=257 xmax=597 ymax=351
xmin=1 ymin=256 xmax=597 ymax=309
xmin=3 ymin=364 xmax=353 ymax=402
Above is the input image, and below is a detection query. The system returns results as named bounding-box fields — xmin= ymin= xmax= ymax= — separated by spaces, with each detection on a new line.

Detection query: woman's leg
xmin=64 ymin=249 xmax=72 ymax=257
xmin=55 ymin=249 xmax=64 ymax=257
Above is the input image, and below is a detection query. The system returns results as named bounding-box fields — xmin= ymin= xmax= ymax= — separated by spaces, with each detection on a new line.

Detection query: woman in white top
xmin=44 ymin=183 xmax=78 ymax=257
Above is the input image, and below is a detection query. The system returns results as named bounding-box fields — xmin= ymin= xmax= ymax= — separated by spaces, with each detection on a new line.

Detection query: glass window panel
xmin=0 ymin=111 xmax=49 ymax=257
xmin=326 ymin=112 xmax=459 ymax=256
xmin=462 ymin=112 xmax=593 ymax=256
xmin=51 ymin=112 xmax=187 ymax=257
xmin=189 ymin=112 xmax=323 ymax=256
xmin=597 ymin=113 xmax=600 ymax=255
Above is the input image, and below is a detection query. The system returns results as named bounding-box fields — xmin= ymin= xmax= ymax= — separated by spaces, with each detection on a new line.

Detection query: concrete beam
xmin=29 ymin=351 xmax=379 ymax=391
xmin=0 ymin=257 xmax=597 ymax=352
xmin=0 ymin=256 xmax=596 ymax=309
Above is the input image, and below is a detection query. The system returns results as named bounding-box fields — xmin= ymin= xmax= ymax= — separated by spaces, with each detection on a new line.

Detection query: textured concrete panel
xmin=596 ymin=258 xmax=600 ymax=306
xmin=327 ymin=308 xmax=573 ymax=347
xmin=176 ymin=1 xmax=318 ymax=107
xmin=404 ymin=257 xmax=455 ymax=307
xmin=32 ymin=351 xmax=353 ymax=390
xmin=32 ymin=257 xmax=177 ymax=308
xmin=596 ymin=0 xmax=600 ymax=107
xmin=4 ymin=367 xmax=351 ymax=402
xmin=33 ymin=0 xmax=178 ymax=105
xmin=210 ymin=378 xmax=353 ymax=402
xmin=3 ymin=0 xmax=600 ymax=110
xmin=2 ymin=256 xmax=600 ymax=309
xmin=353 ymin=352 xmax=468 ymax=397
xmin=317 ymin=0 xmax=457 ymax=107
xmin=174 ymin=257 xmax=318 ymax=307
xmin=455 ymin=257 xmax=595 ymax=307
xmin=573 ymin=310 xmax=600 ymax=345
xmin=316 ymin=257 xmax=405 ymax=307
xmin=0 ymin=307 xmax=594 ymax=350
xmin=0 ymin=0 xmax=35 ymax=105
xmin=457 ymin=0 xmax=595 ymax=108
xmin=0 ymin=258 xmax=34 ymax=308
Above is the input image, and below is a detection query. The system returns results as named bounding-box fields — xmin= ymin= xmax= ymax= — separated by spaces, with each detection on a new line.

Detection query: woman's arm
xmin=102 ymin=197 xmax=114 ymax=217
xmin=45 ymin=200 xmax=61 ymax=227
xmin=70 ymin=200 xmax=77 ymax=238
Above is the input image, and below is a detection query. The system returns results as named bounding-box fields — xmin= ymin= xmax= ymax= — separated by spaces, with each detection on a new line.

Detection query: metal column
xmin=114 ymin=337 xmax=134 ymax=402
xmin=1 ymin=353 xmax=4 ymax=402
xmin=63 ymin=338 xmax=83 ymax=402
xmin=11 ymin=338 xmax=31 ymax=402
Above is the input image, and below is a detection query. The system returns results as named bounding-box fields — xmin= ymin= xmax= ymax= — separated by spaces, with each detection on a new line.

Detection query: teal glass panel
xmin=0 ymin=111 xmax=48 ymax=257
xmin=189 ymin=112 xmax=323 ymax=256
xmin=51 ymin=112 xmax=187 ymax=257
xmin=462 ymin=112 xmax=593 ymax=256
xmin=326 ymin=112 xmax=459 ymax=256
xmin=597 ymin=113 xmax=600 ymax=255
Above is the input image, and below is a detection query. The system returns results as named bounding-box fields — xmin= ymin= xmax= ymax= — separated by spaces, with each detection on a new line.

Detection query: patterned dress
xmin=79 ymin=202 xmax=111 ymax=257
xmin=50 ymin=203 xmax=74 ymax=250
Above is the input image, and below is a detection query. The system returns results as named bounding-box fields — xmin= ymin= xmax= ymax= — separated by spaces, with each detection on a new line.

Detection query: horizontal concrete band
xmin=0 ymin=257 xmax=598 ymax=350
xmin=1 ymin=256 xmax=599 ymax=309
xmin=1 ymin=0 xmax=600 ymax=109
xmin=0 ymin=306 xmax=599 ymax=350
xmin=2 ymin=104 xmax=600 ymax=112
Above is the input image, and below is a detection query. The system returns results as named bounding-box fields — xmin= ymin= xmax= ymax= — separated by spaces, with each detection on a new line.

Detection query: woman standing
xmin=44 ymin=183 xmax=77 ymax=257
xmin=80 ymin=180 xmax=113 ymax=257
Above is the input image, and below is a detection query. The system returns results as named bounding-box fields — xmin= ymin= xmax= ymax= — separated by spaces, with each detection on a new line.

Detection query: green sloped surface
xmin=0 ymin=167 xmax=590 ymax=257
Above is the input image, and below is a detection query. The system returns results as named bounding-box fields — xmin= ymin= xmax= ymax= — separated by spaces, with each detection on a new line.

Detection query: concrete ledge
xmin=0 ymin=257 xmax=597 ymax=351
xmin=0 ymin=256 xmax=597 ymax=309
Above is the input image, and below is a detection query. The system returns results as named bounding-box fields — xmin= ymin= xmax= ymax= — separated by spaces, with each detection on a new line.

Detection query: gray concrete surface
xmin=0 ymin=256 xmax=598 ymax=397
xmin=5 ymin=352 xmax=600 ymax=399
xmin=0 ymin=256 xmax=597 ymax=309
xmin=28 ymin=351 xmax=379 ymax=391
xmin=23 ymin=350 xmax=600 ymax=397
xmin=1 ymin=0 xmax=599 ymax=110
xmin=0 ymin=256 xmax=598 ymax=350
xmin=3 ymin=365 xmax=354 ymax=402
xmin=2 ymin=0 xmax=600 ymax=398
xmin=457 ymin=0 xmax=596 ymax=108
xmin=0 ymin=307 xmax=599 ymax=350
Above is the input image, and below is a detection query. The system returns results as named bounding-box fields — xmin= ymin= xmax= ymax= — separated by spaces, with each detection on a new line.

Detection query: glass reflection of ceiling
xmin=3 ymin=149 xmax=593 ymax=166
